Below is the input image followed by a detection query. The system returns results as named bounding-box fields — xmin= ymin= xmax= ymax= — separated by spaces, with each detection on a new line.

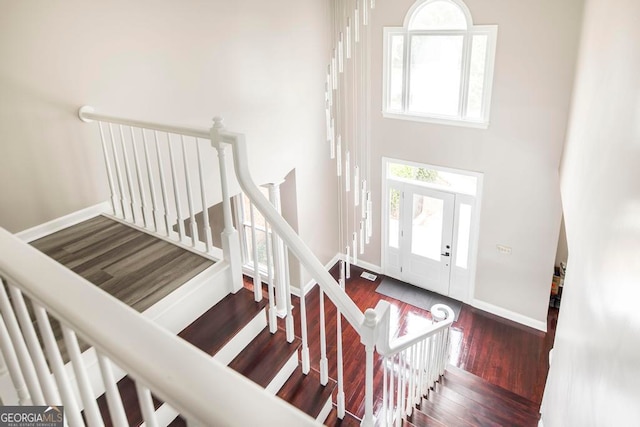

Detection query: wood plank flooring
xmin=244 ymin=264 xmax=558 ymax=421
xmin=30 ymin=216 xmax=214 ymax=313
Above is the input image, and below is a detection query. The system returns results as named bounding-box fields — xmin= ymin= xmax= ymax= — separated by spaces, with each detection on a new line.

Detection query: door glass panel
xmin=456 ymin=203 xmax=472 ymax=268
xmin=389 ymin=188 xmax=401 ymax=248
xmin=411 ymin=194 xmax=443 ymax=260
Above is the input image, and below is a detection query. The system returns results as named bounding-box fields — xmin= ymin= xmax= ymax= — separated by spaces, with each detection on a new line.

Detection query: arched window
xmin=383 ymin=0 xmax=497 ymax=128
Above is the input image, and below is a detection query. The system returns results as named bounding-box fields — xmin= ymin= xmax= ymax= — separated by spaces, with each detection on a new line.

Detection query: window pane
xmin=409 ymin=0 xmax=467 ymax=30
xmin=389 ymin=35 xmax=405 ymax=111
xmin=455 ymin=204 xmax=472 ymax=269
xmin=409 ymin=35 xmax=463 ymax=116
xmin=389 ymin=188 xmax=401 ymax=248
xmin=466 ymin=34 xmax=488 ymax=120
xmin=411 ymin=194 xmax=443 ymax=261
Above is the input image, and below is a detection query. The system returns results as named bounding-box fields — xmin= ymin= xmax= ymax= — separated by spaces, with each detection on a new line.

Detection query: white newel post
xmin=267 ymin=182 xmax=288 ymax=317
xmin=361 ymin=308 xmax=378 ymax=427
xmin=211 ymin=117 xmax=243 ymax=293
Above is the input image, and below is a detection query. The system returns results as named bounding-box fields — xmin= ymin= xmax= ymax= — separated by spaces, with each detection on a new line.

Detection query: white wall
xmin=0 ymin=1 xmax=339 ymax=267
xmin=366 ymin=0 xmax=584 ymax=326
xmin=541 ymin=0 xmax=640 ymax=423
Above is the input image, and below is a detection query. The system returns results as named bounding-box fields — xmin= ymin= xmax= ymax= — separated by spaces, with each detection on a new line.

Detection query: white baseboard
xmin=16 ymin=201 xmax=111 ymax=242
xmin=297 ymin=253 xmax=343 ymax=296
xmin=470 ymin=298 xmax=547 ymax=332
xmin=354 ymin=259 xmax=382 ymax=275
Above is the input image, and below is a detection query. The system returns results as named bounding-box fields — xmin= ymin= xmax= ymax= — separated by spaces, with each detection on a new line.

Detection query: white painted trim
xmin=354 ymin=259 xmax=382 ymax=275
xmin=316 ymin=397 xmax=333 ymax=423
xmin=470 ymin=299 xmax=547 ymax=332
xmin=265 ymin=350 xmax=298 ymax=394
xmin=213 ymin=309 xmax=268 ymax=366
xmin=16 ymin=201 xmax=111 ymax=242
xmin=143 ymin=262 xmax=232 ymax=334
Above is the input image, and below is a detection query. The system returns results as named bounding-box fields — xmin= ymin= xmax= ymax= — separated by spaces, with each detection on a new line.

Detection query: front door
xmin=385 ymin=183 xmax=455 ymax=295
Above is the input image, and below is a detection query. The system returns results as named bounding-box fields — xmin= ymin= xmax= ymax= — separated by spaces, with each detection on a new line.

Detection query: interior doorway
xmin=382 ymin=159 xmax=482 ymax=302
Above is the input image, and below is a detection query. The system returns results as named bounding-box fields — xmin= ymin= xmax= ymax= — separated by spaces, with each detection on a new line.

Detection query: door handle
xmin=441 ymin=252 xmax=450 ymax=257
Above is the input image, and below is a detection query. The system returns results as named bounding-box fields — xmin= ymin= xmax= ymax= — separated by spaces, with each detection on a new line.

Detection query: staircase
xmin=0 ymin=107 xmax=540 ymax=426
xmin=84 ymin=286 xmax=540 ymax=427
xmin=406 ymin=365 xmax=540 ymax=427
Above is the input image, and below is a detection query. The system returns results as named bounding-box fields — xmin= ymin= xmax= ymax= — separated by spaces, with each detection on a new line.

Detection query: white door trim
xmin=381 ymin=157 xmax=483 ymax=303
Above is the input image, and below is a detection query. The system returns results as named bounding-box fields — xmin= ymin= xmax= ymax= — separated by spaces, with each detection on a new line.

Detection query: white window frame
xmin=382 ymin=0 xmax=498 ymax=129
xmin=234 ymin=193 xmax=271 ymax=277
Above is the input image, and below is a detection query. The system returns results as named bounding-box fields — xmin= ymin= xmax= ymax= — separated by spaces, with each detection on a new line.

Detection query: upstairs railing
xmin=0 ymin=228 xmax=316 ymax=427
xmin=0 ymin=107 xmax=455 ymax=426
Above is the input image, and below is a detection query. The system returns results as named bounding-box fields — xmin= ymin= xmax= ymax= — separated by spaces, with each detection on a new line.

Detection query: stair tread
xmin=443 ymin=366 xmax=540 ymax=417
xmin=324 ymin=406 xmax=362 ymax=426
xmin=167 ymin=415 xmax=186 ymax=426
xmin=403 ymin=412 xmax=445 ymax=427
xmin=178 ymin=287 xmax=266 ymax=356
xmin=412 ymin=397 xmax=475 ymax=427
xmin=229 ymin=328 xmax=301 ymax=388
xmin=277 ymin=368 xmax=336 ymax=419
xmin=423 ymin=393 xmax=503 ymax=427
xmin=435 ymin=384 xmax=539 ymax=427
xmin=93 ymin=376 xmax=162 ymax=427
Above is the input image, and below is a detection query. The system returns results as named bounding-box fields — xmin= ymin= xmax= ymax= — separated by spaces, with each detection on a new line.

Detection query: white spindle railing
xmin=75 ymin=107 xmax=456 ymax=426
xmin=374 ymin=301 xmax=455 ymax=426
xmin=0 ymin=228 xmax=317 ymax=426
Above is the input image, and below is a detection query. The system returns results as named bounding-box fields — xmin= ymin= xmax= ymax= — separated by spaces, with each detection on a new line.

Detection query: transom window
xmin=383 ymin=0 xmax=497 ymax=128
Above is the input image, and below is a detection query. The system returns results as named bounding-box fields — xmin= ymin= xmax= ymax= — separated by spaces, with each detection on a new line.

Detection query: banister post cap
xmin=212 ymin=116 xmax=225 ymax=129
xmin=364 ymin=308 xmax=377 ymax=327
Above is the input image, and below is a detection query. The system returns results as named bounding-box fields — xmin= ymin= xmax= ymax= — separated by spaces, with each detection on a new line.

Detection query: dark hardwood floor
xmin=244 ymin=264 xmax=557 ymax=421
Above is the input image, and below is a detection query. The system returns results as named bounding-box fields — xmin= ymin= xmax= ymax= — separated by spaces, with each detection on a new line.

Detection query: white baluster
xmin=130 ymin=127 xmax=149 ymax=229
xmin=153 ymin=131 xmax=172 ymax=235
xmin=211 ymin=118 xmax=243 ymax=292
xmin=283 ymin=245 xmax=295 ymax=344
xmin=180 ymin=135 xmax=199 ymax=247
xmin=318 ymin=289 xmax=328 ymax=386
xmin=299 ymin=288 xmax=310 ymax=375
xmin=267 ymin=183 xmax=287 ymax=316
xmin=382 ymin=356 xmax=388 ymax=425
xmin=141 ymin=130 xmax=159 ymax=232
xmin=387 ymin=354 xmax=396 ymax=425
xmin=61 ymin=326 xmax=104 ymax=427
xmin=32 ymin=303 xmax=83 ymax=426
xmin=97 ymin=122 xmax=118 ymax=216
xmin=167 ymin=133 xmax=186 ymax=241
xmin=118 ymin=125 xmax=139 ymax=224
xmin=195 ymin=138 xmax=214 ymax=252
xmin=7 ymin=285 xmax=61 ymax=404
xmin=336 ymin=305 xmax=345 ymax=419
xmin=395 ymin=352 xmax=402 ymax=427
xmin=0 ymin=314 xmax=30 ymax=405
xmin=354 ymin=165 xmax=360 ymax=206
xmin=406 ymin=347 xmax=414 ymax=416
xmin=108 ymin=124 xmax=128 ymax=221
xmin=249 ymin=203 xmax=263 ymax=302
xmin=135 ymin=382 xmax=159 ymax=427
xmin=361 ymin=309 xmax=377 ymax=427
xmin=0 ymin=281 xmax=44 ymax=404
xmin=265 ymin=222 xmax=277 ymax=333
xmin=97 ymin=353 xmax=129 ymax=427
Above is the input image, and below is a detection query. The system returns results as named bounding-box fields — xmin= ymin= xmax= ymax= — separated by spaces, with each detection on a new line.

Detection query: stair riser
xmin=214 ymin=309 xmax=267 ymax=366
xmin=143 ymin=263 xmax=232 ymax=334
xmin=265 ymin=350 xmax=299 ymax=395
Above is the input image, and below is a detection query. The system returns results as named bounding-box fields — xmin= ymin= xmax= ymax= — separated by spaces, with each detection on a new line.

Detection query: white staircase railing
xmin=0 ymin=228 xmax=316 ymax=426
xmin=0 ymin=106 xmax=454 ymax=426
